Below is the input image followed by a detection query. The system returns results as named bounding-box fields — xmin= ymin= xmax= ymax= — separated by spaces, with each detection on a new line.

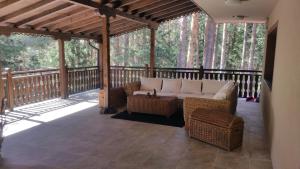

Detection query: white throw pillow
xmin=161 ymin=79 xmax=181 ymax=93
xmin=140 ymin=77 xmax=162 ymax=92
xmin=202 ymin=79 xmax=227 ymax=94
xmin=181 ymin=79 xmax=202 ymax=94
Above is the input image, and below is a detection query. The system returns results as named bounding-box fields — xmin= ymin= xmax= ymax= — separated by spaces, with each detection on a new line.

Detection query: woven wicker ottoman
xmin=189 ymin=108 xmax=244 ymax=151
xmin=127 ymin=95 xmax=177 ymax=118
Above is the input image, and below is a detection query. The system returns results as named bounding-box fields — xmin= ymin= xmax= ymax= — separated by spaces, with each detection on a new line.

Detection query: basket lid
xmin=191 ymin=108 xmax=243 ymax=128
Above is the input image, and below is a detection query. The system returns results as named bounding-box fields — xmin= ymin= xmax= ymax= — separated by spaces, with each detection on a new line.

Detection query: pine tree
xmin=187 ymin=13 xmax=199 ymax=68
xmin=241 ymin=23 xmax=248 ymax=69
xmin=220 ymin=23 xmax=228 ymax=69
xmin=177 ymin=17 xmax=188 ymax=68
xmin=203 ymin=17 xmax=217 ymax=69
xmin=248 ymin=23 xmax=257 ymax=70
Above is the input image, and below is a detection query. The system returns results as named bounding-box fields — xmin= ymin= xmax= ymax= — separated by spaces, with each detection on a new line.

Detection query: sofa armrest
xmin=183 ymin=97 xmax=231 ymax=130
xmin=123 ymin=81 xmax=141 ymax=96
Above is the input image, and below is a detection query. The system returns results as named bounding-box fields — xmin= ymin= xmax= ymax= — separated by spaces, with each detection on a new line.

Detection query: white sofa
xmin=132 ymin=77 xmax=236 ymax=101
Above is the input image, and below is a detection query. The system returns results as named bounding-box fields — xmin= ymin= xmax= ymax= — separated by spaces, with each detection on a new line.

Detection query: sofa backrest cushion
xmin=140 ymin=77 xmax=162 ymax=92
xmin=180 ymin=79 xmax=202 ymax=94
xmin=213 ymin=81 xmax=235 ymax=100
xmin=161 ymin=79 xmax=181 ymax=93
xmin=202 ymin=79 xmax=227 ymax=94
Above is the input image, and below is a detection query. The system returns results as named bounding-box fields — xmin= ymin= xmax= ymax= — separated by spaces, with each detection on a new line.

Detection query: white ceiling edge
xmin=191 ymin=0 xmax=278 ymax=23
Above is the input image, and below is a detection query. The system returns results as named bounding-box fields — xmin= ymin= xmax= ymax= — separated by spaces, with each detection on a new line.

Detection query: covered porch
xmin=1 ymin=90 xmax=271 ymax=169
xmin=0 ymin=0 xmax=276 ymax=169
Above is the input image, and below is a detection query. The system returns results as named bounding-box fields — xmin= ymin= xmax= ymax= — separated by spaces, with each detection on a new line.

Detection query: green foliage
xmin=0 ymin=12 xmax=266 ymax=71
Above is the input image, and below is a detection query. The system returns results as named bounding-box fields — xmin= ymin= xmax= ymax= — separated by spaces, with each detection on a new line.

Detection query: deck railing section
xmin=110 ymin=66 xmax=147 ymax=88
xmin=203 ymin=69 xmax=262 ymax=98
xmin=68 ymin=66 xmax=100 ymax=94
xmin=110 ymin=66 xmax=262 ymax=98
xmin=2 ymin=69 xmax=60 ymax=109
xmin=1 ymin=67 xmax=100 ymax=110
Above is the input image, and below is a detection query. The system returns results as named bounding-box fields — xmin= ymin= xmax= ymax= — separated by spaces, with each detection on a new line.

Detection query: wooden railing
xmin=68 ymin=66 xmax=100 ymax=94
xmin=110 ymin=66 xmax=262 ymax=98
xmin=1 ymin=66 xmax=100 ymax=110
xmin=203 ymin=69 xmax=262 ymax=98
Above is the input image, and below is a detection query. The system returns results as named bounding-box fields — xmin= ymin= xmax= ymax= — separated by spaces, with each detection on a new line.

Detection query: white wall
xmin=261 ymin=0 xmax=300 ymax=169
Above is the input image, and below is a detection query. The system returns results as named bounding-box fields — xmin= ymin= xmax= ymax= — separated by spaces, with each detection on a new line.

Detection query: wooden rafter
xmin=67 ymin=0 xmax=159 ymax=28
xmin=144 ymin=1 xmax=192 ymax=18
xmin=0 ymin=0 xmax=20 ymax=9
xmin=25 ymin=5 xmax=80 ymax=26
xmin=15 ymin=3 xmax=74 ymax=27
xmin=0 ymin=0 xmax=56 ymax=24
xmin=0 ymin=26 xmax=97 ymax=40
xmin=33 ymin=8 xmax=90 ymax=29
xmin=151 ymin=5 xmax=197 ymax=21
xmin=48 ymin=10 xmax=98 ymax=31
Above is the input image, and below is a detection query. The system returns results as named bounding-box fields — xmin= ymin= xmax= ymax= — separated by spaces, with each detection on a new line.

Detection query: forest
xmin=0 ymin=12 xmax=266 ymax=71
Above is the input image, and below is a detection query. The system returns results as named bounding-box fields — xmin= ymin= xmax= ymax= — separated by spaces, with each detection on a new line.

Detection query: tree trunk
xmin=187 ymin=13 xmax=199 ymax=68
xmin=211 ymin=24 xmax=219 ymax=69
xmin=177 ymin=17 xmax=188 ymax=68
xmin=248 ymin=23 xmax=257 ymax=70
xmin=220 ymin=23 xmax=228 ymax=69
xmin=241 ymin=23 xmax=248 ymax=69
xmin=203 ymin=17 xmax=217 ymax=69
xmin=123 ymin=34 xmax=129 ymax=66
xmin=0 ymin=64 xmax=4 ymax=113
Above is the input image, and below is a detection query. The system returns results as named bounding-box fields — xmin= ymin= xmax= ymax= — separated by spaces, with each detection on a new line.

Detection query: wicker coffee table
xmin=127 ymin=95 xmax=177 ymax=118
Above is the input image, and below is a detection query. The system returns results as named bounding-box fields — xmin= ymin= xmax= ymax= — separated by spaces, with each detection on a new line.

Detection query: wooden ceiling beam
xmin=132 ymin=0 xmax=182 ymax=15
xmin=111 ymin=24 xmax=145 ymax=36
xmin=158 ymin=9 xmax=200 ymax=22
xmin=83 ymin=18 xmax=128 ymax=35
xmin=124 ymin=0 xmax=161 ymax=12
xmin=24 ymin=5 xmax=80 ymax=26
xmin=59 ymin=16 xmax=100 ymax=32
xmin=48 ymin=11 xmax=98 ymax=31
xmin=33 ymin=8 xmax=90 ymax=29
xmin=0 ymin=0 xmax=56 ymax=24
xmin=118 ymin=0 xmax=141 ymax=8
xmin=150 ymin=4 xmax=197 ymax=20
xmin=67 ymin=0 xmax=158 ymax=28
xmin=0 ymin=0 xmax=20 ymax=9
xmin=15 ymin=3 xmax=74 ymax=27
xmin=144 ymin=1 xmax=192 ymax=18
xmin=72 ymin=22 xmax=102 ymax=34
xmin=0 ymin=26 xmax=97 ymax=40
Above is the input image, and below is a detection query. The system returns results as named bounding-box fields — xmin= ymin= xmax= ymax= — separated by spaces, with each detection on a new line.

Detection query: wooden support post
xmin=145 ymin=64 xmax=149 ymax=77
xmin=101 ymin=15 xmax=112 ymax=113
xmin=0 ymin=66 xmax=5 ymax=112
xmin=6 ymin=68 xmax=14 ymax=111
xmin=98 ymin=42 xmax=103 ymax=89
xmin=150 ymin=28 xmax=156 ymax=78
xmin=58 ymin=39 xmax=68 ymax=99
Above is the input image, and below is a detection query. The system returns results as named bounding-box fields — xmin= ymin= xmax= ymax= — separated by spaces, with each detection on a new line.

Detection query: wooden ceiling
xmin=0 ymin=0 xmax=200 ymax=40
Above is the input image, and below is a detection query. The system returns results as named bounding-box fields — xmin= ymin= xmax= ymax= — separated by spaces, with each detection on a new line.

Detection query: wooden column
xmin=98 ymin=42 xmax=103 ymax=89
xmin=6 ymin=68 xmax=14 ymax=111
xmin=150 ymin=28 xmax=156 ymax=77
xmin=0 ymin=65 xmax=5 ymax=112
xmin=101 ymin=16 xmax=111 ymax=111
xmin=58 ymin=39 xmax=68 ymax=99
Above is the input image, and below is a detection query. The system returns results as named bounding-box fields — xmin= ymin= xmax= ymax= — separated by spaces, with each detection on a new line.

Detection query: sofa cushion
xmin=181 ymin=79 xmax=202 ymax=94
xmin=213 ymin=81 xmax=235 ymax=100
xmin=202 ymin=79 xmax=227 ymax=94
xmin=140 ymin=77 xmax=162 ymax=92
xmin=161 ymin=79 xmax=181 ymax=93
xmin=133 ymin=90 xmax=152 ymax=95
xmin=177 ymin=93 xmax=214 ymax=100
xmin=157 ymin=92 xmax=177 ymax=97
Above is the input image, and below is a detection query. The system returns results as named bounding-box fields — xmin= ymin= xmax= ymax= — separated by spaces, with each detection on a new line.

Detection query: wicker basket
xmin=189 ymin=108 xmax=244 ymax=151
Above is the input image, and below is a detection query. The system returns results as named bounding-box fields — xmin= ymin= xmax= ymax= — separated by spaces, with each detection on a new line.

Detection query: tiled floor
xmin=0 ymin=90 xmax=272 ymax=169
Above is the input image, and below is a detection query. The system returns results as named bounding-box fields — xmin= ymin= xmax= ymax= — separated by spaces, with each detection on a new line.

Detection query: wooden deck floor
xmin=1 ymin=90 xmax=272 ymax=169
